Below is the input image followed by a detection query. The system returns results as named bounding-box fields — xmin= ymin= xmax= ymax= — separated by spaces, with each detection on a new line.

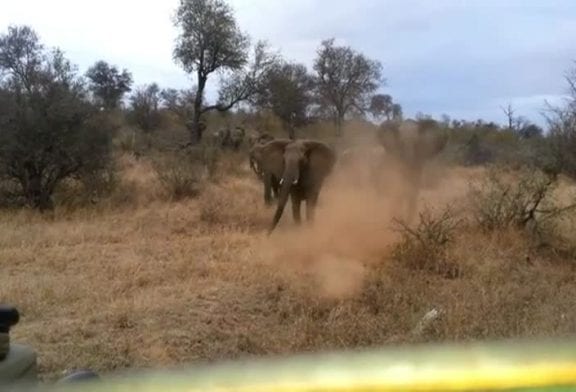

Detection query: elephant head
xmin=249 ymin=138 xmax=282 ymax=179
xmin=377 ymin=120 xmax=448 ymax=222
xmin=378 ymin=120 xmax=448 ymax=168
xmin=229 ymin=127 xmax=246 ymax=150
xmin=258 ymin=139 xmax=336 ymax=234
xmin=248 ymin=139 xmax=290 ymax=206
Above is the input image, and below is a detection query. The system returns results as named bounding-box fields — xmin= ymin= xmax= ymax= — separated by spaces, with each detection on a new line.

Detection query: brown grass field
xmin=1 ymin=147 xmax=576 ymax=381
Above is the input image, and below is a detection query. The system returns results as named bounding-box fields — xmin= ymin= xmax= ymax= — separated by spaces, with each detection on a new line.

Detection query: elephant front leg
xmin=306 ymin=192 xmax=319 ymax=223
xmin=271 ymin=176 xmax=280 ymax=201
xmin=291 ymin=192 xmax=302 ymax=225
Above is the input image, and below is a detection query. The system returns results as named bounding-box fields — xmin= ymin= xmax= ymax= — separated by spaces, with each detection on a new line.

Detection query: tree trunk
xmin=335 ymin=113 xmax=344 ymax=137
xmin=284 ymin=121 xmax=296 ymax=140
xmin=190 ymin=74 xmax=207 ymax=145
xmin=22 ymin=173 xmax=54 ymax=212
xmin=190 ymin=109 xmax=204 ymax=145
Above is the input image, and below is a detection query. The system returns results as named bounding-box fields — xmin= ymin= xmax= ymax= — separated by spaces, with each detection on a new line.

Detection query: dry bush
xmin=3 ymin=164 xmax=576 ymax=380
xmin=217 ymin=152 xmax=251 ymax=179
xmin=153 ymin=153 xmax=204 ymax=201
xmin=469 ymin=167 xmax=576 ymax=236
xmin=392 ymin=206 xmax=461 ymax=278
xmin=54 ymin=167 xmax=120 ymax=209
xmin=199 ymin=180 xmax=267 ymax=230
xmin=112 ymin=127 xmax=148 ymax=157
xmin=0 ymin=178 xmax=24 ymax=208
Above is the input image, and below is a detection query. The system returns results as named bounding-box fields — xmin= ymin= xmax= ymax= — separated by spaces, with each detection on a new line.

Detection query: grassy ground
xmin=1 ymin=151 xmax=576 ymax=381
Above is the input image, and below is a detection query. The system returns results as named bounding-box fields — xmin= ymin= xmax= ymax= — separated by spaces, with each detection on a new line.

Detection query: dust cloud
xmin=259 ymin=136 xmax=456 ymax=299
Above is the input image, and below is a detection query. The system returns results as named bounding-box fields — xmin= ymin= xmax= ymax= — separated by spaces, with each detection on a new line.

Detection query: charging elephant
xmin=337 ymin=145 xmax=387 ymax=191
xmin=377 ymin=119 xmax=448 ymax=221
xmin=251 ymin=139 xmax=336 ymax=234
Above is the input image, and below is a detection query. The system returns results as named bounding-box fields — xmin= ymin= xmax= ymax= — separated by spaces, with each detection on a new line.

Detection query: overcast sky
xmin=1 ymin=0 xmax=574 ymax=127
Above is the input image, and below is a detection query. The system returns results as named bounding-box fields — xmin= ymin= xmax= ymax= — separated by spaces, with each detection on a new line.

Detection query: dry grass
xmin=1 ymin=152 xmax=576 ymax=381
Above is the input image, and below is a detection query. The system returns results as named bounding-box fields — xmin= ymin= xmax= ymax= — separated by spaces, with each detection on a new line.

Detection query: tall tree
xmin=313 ymin=38 xmax=383 ymax=135
xmin=369 ymin=94 xmax=393 ymax=121
xmin=254 ymin=61 xmax=314 ymax=139
xmin=173 ymin=0 xmax=273 ymax=144
xmin=0 ymin=26 xmax=113 ymax=211
xmin=86 ymin=60 xmax=132 ymax=110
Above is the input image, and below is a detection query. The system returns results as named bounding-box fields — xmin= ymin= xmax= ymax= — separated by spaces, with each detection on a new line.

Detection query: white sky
xmin=1 ymin=0 xmax=575 ymax=126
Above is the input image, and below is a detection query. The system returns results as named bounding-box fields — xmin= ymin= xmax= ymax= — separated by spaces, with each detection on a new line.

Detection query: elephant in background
xmin=377 ymin=119 xmax=448 ymax=221
xmin=337 ymin=144 xmax=387 ymax=191
xmin=251 ymin=139 xmax=336 ymax=234
xmin=208 ymin=126 xmax=246 ymax=150
xmin=227 ymin=126 xmax=246 ymax=150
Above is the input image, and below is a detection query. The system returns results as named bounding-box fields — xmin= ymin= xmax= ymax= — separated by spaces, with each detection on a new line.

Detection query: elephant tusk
xmin=293 ymin=179 xmax=299 ymax=185
xmin=279 ymin=179 xmax=284 ymax=185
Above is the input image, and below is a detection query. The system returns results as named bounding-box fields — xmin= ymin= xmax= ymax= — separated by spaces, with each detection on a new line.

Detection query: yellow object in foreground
xmin=40 ymin=338 xmax=576 ymax=391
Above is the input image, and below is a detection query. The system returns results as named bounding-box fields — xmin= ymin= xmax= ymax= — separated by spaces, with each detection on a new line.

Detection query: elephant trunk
xmin=249 ymin=155 xmax=261 ymax=178
xmin=268 ymin=161 xmax=299 ymax=234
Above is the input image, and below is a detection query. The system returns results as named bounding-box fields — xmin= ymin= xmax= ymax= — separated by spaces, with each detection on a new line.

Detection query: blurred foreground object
xmin=0 ymin=305 xmax=38 ymax=387
xmin=10 ymin=337 xmax=576 ymax=391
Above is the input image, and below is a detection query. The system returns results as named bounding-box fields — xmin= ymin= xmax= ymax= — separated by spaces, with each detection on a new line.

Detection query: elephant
xmin=337 ymin=145 xmax=387 ymax=191
xmin=227 ymin=127 xmax=246 ymax=150
xmin=206 ymin=127 xmax=246 ymax=150
xmin=377 ymin=119 xmax=448 ymax=222
xmin=206 ymin=128 xmax=226 ymax=147
xmin=250 ymin=139 xmax=337 ymax=234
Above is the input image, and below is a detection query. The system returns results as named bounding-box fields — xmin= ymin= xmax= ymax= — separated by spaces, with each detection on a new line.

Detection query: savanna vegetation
xmin=1 ymin=0 xmax=576 ymax=381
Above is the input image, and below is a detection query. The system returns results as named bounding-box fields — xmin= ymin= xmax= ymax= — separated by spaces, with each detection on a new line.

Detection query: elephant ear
xmin=302 ymin=140 xmax=337 ymax=175
xmin=257 ymin=139 xmax=292 ymax=177
xmin=417 ymin=130 xmax=448 ymax=160
xmin=377 ymin=122 xmax=406 ymax=160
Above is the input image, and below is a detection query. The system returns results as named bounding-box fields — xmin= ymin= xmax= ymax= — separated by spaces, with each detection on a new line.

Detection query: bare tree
xmin=313 ymin=38 xmax=383 ymax=136
xmin=501 ymin=103 xmax=516 ymax=130
xmin=214 ymin=41 xmax=278 ymax=114
xmin=542 ymin=63 xmax=576 ymax=176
